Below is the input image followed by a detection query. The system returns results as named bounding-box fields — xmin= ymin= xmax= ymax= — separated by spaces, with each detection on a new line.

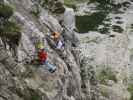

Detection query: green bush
xmin=30 ymin=10 xmax=40 ymax=17
xmin=30 ymin=4 xmax=40 ymax=17
xmin=64 ymin=0 xmax=86 ymax=5
xmin=1 ymin=21 xmax=21 ymax=33
xmin=31 ymin=95 xmax=40 ymax=100
xmin=97 ymin=67 xmax=117 ymax=85
xmin=98 ymin=27 xmax=110 ymax=34
xmin=64 ymin=0 xmax=85 ymax=9
xmin=89 ymin=0 xmax=112 ymax=5
xmin=39 ymin=0 xmax=49 ymax=7
xmin=29 ymin=89 xmax=41 ymax=100
xmin=127 ymin=84 xmax=133 ymax=100
xmin=0 ymin=3 xmax=13 ymax=19
xmin=52 ymin=7 xmax=66 ymax=14
xmin=0 ymin=3 xmax=21 ymax=45
xmin=112 ymin=25 xmax=124 ymax=33
xmin=0 ymin=21 xmax=21 ymax=45
xmin=52 ymin=2 xmax=66 ymax=14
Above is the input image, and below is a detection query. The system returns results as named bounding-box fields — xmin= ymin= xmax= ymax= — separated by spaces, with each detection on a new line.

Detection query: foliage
xmin=30 ymin=10 xmax=40 ymax=17
xmin=0 ymin=22 xmax=21 ymax=45
xmin=52 ymin=7 xmax=65 ymax=14
xmin=64 ymin=0 xmax=86 ymax=9
xmin=52 ymin=2 xmax=66 ymax=14
xmin=39 ymin=0 xmax=49 ymax=7
xmin=89 ymin=0 xmax=111 ymax=4
xmin=98 ymin=27 xmax=110 ymax=34
xmin=30 ymin=3 xmax=41 ymax=17
xmin=80 ymin=58 xmax=89 ymax=81
xmin=31 ymin=95 xmax=41 ymax=100
xmin=97 ymin=67 xmax=117 ymax=85
xmin=29 ymin=89 xmax=41 ymax=100
xmin=0 ymin=3 xmax=21 ymax=45
xmin=0 ymin=21 xmax=20 ymax=33
xmin=80 ymin=36 xmax=99 ymax=43
xmin=127 ymin=84 xmax=133 ymax=100
xmin=0 ymin=3 xmax=13 ymax=19
xmin=64 ymin=0 xmax=86 ymax=5
xmin=100 ymin=87 xmax=109 ymax=98
xmin=112 ymin=25 xmax=124 ymax=33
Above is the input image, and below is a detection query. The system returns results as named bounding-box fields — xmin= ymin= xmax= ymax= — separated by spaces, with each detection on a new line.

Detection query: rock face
xmin=0 ymin=0 xmax=133 ymax=100
xmin=0 ymin=0 xmax=98 ymax=100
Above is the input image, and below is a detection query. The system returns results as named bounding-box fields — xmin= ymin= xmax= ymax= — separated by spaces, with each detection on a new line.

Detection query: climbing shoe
xmin=48 ymin=68 xmax=56 ymax=73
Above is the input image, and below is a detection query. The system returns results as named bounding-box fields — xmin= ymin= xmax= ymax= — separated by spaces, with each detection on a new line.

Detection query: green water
xmin=75 ymin=0 xmax=124 ymax=33
xmin=76 ymin=12 xmax=108 ymax=33
xmin=75 ymin=0 xmax=114 ymax=33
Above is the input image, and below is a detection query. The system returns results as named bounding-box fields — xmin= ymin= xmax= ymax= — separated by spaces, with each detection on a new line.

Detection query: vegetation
xmin=88 ymin=0 xmax=113 ymax=11
xmin=30 ymin=9 xmax=40 ymax=17
xmin=29 ymin=89 xmax=41 ymax=100
xmin=64 ymin=0 xmax=86 ymax=9
xmin=97 ymin=67 xmax=117 ymax=85
xmin=52 ymin=2 xmax=65 ymax=14
xmin=89 ymin=0 xmax=111 ymax=4
xmin=80 ymin=58 xmax=89 ymax=81
xmin=0 ymin=21 xmax=20 ymax=34
xmin=0 ymin=3 xmax=13 ymax=19
xmin=39 ymin=0 xmax=49 ymax=7
xmin=76 ymin=12 xmax=108 ymax=33
xmin=30 ymin=2 xmax=41 ymax=17
xmin=30 ymin=94 xmax=41 ymax=100
xmin=116 ymin=21 xmax=123 ymax=24
xmin=80 ymin=36 xmax=99 ymax=43
xmin=64 ymin=0 xmax=86 ymax=6
xmin=100 ymin=87 xmax=110 ymax=98
xmin=127 ymin=84 xmax=133 ymax=100
xmin=0 ymin=3 xmax=21 ymax=45
xmin=98 ymin=27 xmax=110 ymax=34
xmin=112 ymin=25 xmax=124 ymax=33
xmin=122 ymin=1 xmax=131 ymax=8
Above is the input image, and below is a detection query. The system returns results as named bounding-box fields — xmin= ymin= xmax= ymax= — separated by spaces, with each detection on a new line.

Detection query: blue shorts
xmin=42 ymin=60 xmax=56 ymax=71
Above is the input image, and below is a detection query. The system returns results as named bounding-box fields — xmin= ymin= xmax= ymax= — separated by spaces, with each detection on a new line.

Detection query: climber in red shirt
xmin=38 ymin=49 xmax=48 ymax=64
xmin=37 ymin=42 xmax=56 ymax=73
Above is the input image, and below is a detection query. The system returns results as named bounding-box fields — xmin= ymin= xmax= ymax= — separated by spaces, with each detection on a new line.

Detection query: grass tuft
xmin=97 ymin=67 xmax=117 ymax=85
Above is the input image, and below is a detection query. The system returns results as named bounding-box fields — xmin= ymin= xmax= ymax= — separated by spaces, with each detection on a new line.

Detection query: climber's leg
xmin=44 ymin=60 xmax=56 ymax=73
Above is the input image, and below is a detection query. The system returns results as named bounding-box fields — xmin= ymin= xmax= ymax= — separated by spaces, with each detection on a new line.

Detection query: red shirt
xmin=38 ymin=49 xmax=48 ymax=64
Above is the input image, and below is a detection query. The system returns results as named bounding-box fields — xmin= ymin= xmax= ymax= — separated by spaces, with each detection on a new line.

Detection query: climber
xmin=51 ymin=31 xmax=60 ymax=41
xmin=50 ymin=31 xmax=65 ymax=50
xmin=55 ymin=39 xmax=65 ymax=50
xmin=38 ymin=42 xmax=56 ymax=73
